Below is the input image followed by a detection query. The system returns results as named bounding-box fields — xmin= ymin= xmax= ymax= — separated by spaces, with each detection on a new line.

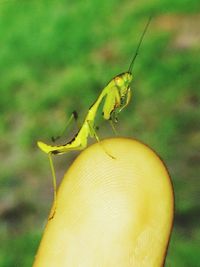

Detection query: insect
xmin=37 ymin=18 xmax=151 ymax=218
xmin=102 ymin=17 xmax=151 ymax=125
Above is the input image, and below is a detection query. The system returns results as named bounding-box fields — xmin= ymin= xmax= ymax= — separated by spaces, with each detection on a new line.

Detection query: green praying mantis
xmin=37 ymin=18 xmax=151 ymax=217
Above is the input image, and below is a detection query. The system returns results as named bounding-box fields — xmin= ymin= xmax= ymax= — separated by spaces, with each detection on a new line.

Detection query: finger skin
xmin=33 ymin=138 xmax=174 ymax=267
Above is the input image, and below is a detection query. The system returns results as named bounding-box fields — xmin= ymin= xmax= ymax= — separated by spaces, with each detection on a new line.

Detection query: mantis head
xmin=113 ymin=72 xmax=133 ymax=96
xmin=102 ymin=18 xmax=151 ymax=122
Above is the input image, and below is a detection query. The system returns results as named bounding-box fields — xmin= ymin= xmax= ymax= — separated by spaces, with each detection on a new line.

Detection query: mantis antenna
xmin=128 ymin=16 xmax=152 ymax=74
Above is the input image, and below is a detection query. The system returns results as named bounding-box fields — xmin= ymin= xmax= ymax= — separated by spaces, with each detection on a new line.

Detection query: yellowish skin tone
xmin=33 ymin=138 xmax=174 ymax=267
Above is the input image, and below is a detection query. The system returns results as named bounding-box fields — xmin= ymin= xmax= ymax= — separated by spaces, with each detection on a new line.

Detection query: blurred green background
xmin=0 ymin=0 xmax=199 ymax=266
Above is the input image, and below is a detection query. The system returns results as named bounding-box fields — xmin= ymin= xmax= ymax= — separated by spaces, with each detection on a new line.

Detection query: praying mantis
xmin=37 ymin=18 xmax=151 ymax=217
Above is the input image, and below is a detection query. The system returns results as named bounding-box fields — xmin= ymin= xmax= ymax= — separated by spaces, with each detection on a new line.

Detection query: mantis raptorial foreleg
xmin=102 ymin=86 xmax=121 ymax=121
xmin=87 ymin=120 xmax=115 ymax=159
xmin=118 ymin=87 xmax=132 ymax=113
xmin=47 ymin=153 xmax=57 ymax=219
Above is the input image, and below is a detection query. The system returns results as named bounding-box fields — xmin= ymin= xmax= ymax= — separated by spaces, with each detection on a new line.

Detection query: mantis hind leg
xmin=87 ymin=121 xmax=115 ymax=159
xmin=48 ymin=153 xmax=57 ymax=220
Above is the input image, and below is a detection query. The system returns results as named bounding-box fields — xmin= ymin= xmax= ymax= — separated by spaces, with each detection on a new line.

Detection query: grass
xmin=0 ymin=0 xmax=199 ymax=266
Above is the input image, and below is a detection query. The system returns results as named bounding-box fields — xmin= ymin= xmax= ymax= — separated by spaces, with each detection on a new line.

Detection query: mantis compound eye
xmin=114 ymin=76 xmax=123 ymax=87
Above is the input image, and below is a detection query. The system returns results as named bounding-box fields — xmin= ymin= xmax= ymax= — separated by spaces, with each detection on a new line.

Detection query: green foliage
xmin=0 ymin=0 xmax=199 ymax=266
xmin=0 ymin=231 xmax=40 ymax=267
